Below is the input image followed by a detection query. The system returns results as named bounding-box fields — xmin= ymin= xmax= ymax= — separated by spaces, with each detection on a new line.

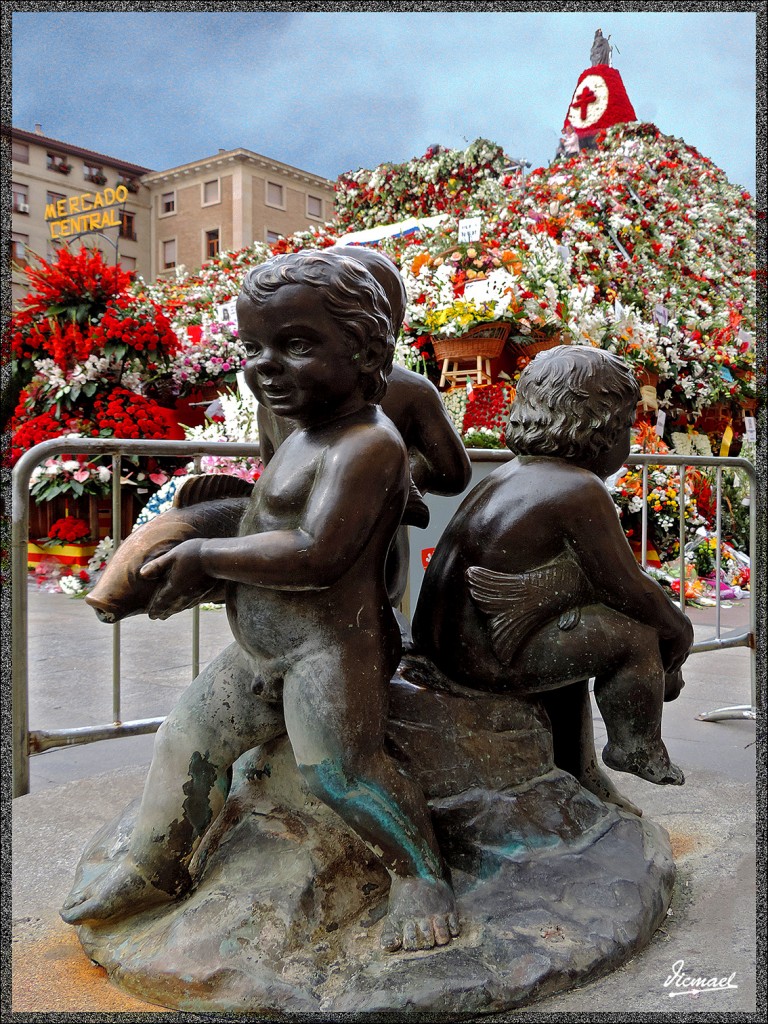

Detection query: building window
xmin=160 ymin=191 xmax=176 ymax=215
xmin=307 ymin=195 xmax=323 ymax=219
xmin=13 ymin=183 xmax=29 ymax=213
xmin=205 ymin=229 xmax=220 ymax=259
xmin=46 ymin=191 xmax=66 ymax=218
xmin=266 ymin=230 xmax=282 ymax=244
xmin=119 ymin=211 xmax=137 ymax=241
xmin=11 ymin=232 xmax=30 ymax=269
xmin=266 ymin=181 xmax=285 ymax=208
xmin=13 ymin=141 xmax=30 ymax=163
xmin=162 ymin=239 xmax=177 ymax=270
xmin=120 ymin=255 xmax=137 ymax=272
xmin=47 ymin=152 xmax=72 ymax=174
xmin=202 ymin=179 xmax=220 ymax=205
xmin=84 ymin=162 xmax=107 ymax=185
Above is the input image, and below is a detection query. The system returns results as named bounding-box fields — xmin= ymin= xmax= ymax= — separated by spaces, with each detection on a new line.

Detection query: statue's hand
xmin=140 ymin=539 xmax=216 ymax=620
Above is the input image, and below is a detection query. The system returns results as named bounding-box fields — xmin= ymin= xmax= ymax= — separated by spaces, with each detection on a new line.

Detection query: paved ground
xmin=9 ymin=585 xmax=761 ymax=1017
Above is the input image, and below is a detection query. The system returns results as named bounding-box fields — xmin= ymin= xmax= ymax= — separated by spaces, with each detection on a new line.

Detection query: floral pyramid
xmin=11 ymin=124 xmax=757 ymax=575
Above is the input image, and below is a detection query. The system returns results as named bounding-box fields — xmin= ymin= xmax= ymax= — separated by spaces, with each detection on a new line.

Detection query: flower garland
xmin=335 ymin=139 xmax=510 ymax=230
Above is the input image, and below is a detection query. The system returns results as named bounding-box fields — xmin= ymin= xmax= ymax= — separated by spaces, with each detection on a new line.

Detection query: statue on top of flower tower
xmin=590 ymin=28 xmax=612 ymax=67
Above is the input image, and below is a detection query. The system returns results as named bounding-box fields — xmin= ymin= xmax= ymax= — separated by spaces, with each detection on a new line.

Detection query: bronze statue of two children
xmin=62 ymin=248 xmax=692 ymax=956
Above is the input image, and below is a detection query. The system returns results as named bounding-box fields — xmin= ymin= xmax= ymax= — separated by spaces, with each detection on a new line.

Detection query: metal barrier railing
xmin=626 ymin=453 xmax=757 ymax=724
xmin=12 ymin=437 xmax=261 ymax=797
xmin=12 ymin=441 xmax=758 ymax=797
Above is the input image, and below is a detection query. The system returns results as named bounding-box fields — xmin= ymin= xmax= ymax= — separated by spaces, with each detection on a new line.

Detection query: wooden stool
xmin=433 ymin=323 xmax=511 ymax=389
xmin=440 ymin=355 xmax=494 ymax=389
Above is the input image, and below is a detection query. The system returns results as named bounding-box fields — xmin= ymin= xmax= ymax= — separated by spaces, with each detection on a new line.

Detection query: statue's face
xmin=238 ymin=285 xmax=363 ymax=425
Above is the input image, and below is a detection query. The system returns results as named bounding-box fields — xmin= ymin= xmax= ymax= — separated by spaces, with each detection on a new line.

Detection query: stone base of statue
xmin=67 ymin=656 xmax=675 ymax=1015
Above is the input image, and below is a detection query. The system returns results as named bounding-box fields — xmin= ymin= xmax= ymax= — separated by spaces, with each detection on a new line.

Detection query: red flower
xmin=48 ymin=517 xmax=90 ymax=544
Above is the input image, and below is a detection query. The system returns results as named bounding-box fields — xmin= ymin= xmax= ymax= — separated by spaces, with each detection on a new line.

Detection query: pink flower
xmin=74 ymin=469 xmax=91 ymax=483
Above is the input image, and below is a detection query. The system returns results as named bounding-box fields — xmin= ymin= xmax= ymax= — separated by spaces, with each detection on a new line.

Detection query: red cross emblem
xmin=571 ymin=85 xmax=597 ymax=120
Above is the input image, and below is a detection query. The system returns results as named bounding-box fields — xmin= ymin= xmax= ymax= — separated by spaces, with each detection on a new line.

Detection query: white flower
xmin=59 ymin=575 xmax=85 ymax=596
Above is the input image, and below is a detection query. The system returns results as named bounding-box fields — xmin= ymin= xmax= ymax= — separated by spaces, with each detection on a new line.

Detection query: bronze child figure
xmin=413 ymin=345 xmax=692 ymax=788
xmin=256 ymin=244 xmax=472 ymax=607
xmin=61 ymin=250 xmax=458 ymax=953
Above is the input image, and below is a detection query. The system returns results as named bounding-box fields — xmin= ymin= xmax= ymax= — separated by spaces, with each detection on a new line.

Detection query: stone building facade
xmin=143 ymin=148 xmax=335 ymax=282
xmin=10 ymin=126 xmax=336 ymax=304
xmin=10 ymin=126 xmax=153 ymax=304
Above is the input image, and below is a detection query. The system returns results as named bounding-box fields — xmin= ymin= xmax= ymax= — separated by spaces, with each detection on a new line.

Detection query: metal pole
xmin=11 ymin=458 xmax=32 ymax=797
xmin=112 ymin=453 xmax=123 ymax=723
xmin=715 ymin=466 xmax=723 ymax=639
xmin=678 ymin=464 xmax=686 ymax=613
xmin=191 ymin=454 xmax=202 ymax=680
xmin=641 ymin=464 xmax=649 ymax=568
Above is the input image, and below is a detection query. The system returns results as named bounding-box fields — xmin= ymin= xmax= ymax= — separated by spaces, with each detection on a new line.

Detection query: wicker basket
xmin=432 ymin=322 xmax=511 ymax=361
xmin=511 ymin=332 xmax=564 ymax=357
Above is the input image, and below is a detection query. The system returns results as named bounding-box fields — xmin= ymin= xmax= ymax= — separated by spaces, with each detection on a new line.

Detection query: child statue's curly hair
xmin=505 ymin=346 xmax=640 ymax=461
xmin=240 ymin=250 xmax=395 ymax=403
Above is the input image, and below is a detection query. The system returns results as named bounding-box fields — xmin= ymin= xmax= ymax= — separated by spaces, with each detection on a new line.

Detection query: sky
xmin=9 ymin=7 xmax=762 ymax=196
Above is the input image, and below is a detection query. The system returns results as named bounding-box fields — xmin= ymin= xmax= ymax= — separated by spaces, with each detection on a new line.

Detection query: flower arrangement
xmin=609 ymin=426 xmax=707 ymax=562
xmin=9 ymin=247 xmax=186 ymax=508
xmin=59 ymin=570 xmax=93 ymax=597
xmin=170 ymin=320 xmax=246 ymax=390
xmin=9 ymin=248 xmax=180 ymax=416
xmin=132 ymin=476 xmax=189 ymax=529
xmin=10 ymin=409 xmax=93 ymax=467
xmin=685 ymin=531 xmax=750 ymax=597
xmin=29 ymin=456 xmax=111 ymax=502
xmin=55 ymin=537 xmax=115 ymax=598
xmin=611 ymin=457 xmax=707 ymax=562
xmin=463 ymin=426 xmax=504 ymax=449
xmin=182 ymin=388 xmax=263 ymax=481
xmin=92 ymin=387 xmax=183 ymax=441
xmin=462 ymin=382 xmax=515 ymax=447
xmin=47 ymin=516 xmax=90 ymax=544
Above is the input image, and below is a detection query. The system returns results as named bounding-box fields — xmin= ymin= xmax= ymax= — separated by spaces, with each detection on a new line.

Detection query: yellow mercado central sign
xmin=45 ymin=185 xmax=129 ymax=239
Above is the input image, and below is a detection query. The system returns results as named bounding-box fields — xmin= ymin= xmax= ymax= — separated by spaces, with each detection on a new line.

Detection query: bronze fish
xmin=86 ymin=476 xmax=253 ymax=623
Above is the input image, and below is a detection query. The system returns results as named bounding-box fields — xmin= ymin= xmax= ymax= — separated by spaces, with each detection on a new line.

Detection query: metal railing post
xmin=11 ymin=454 xmax=32 ymax=798
xmin=112 ymin=452 xmax=123 ymax=724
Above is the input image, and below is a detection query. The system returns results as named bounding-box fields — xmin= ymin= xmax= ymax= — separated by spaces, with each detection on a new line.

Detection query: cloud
xmin=11 ymin=9 xmax=758 ymax=193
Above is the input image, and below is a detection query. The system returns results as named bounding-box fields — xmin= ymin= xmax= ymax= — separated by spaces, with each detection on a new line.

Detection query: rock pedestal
xmin=68 ymin=661 xmax=675 ymax=1015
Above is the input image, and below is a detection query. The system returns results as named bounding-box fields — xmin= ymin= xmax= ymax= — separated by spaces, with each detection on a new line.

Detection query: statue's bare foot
xmin=602 ymin=742 xmax=685 ymax=786
xmin=578 ymin=761 xmax=643 ymax=817
xmin=380 ymin=876 xmax=459 ymax=953
xmin=60 ymin=855 xmax=179 ymax=925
